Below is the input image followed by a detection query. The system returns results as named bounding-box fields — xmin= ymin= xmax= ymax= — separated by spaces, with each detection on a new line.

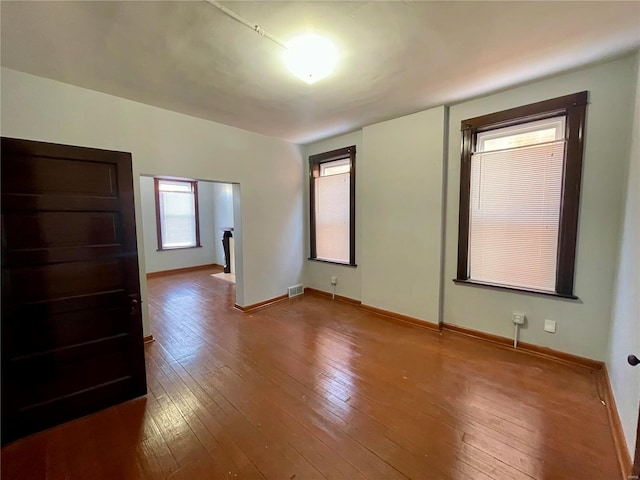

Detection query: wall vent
xmin=288 ymin=284 xmax=304 ymax=298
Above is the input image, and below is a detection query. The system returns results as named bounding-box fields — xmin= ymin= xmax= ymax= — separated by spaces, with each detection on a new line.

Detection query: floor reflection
xmin=1 ymin=397 xmax=148 ymax=480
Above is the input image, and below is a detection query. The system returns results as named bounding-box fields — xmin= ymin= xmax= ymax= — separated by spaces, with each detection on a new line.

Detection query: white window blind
xmin=315 ymin=159 xmax=350 ymax=263
xmin=158 ymin=180 xmax=197 ymax=249
xmin=468 ymin=117 xmax=565 ymax=291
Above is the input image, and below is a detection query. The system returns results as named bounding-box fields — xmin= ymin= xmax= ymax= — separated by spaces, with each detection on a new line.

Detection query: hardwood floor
xmin=2 ymin=267 xmax=619 ymax=479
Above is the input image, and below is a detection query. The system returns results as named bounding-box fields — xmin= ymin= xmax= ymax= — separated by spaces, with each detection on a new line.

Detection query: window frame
xmin=308 ymin=145 xmax=357 ymax=267
xmin=455 ymin=91 xmax=588 ymax=299
xmin=154 ymin=177 xmax=202 ymax=251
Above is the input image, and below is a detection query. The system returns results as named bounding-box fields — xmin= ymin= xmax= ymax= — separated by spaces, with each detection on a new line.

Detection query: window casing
xmin=154 ymin=178 xmax=201 ymax=250
xmin=455 ymin=92 xmax=588 ymax=298
xmin=309 ymin=146 xmax=356 ymax=266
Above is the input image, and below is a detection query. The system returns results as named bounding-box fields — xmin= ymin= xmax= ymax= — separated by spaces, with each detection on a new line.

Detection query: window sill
xmin=157 ymin=245 xmax=202 ymax=252
xmin=308 ymin=258 xmax=357 ymax=268
xmin=452 ymin=278 xmax=578 ymax=300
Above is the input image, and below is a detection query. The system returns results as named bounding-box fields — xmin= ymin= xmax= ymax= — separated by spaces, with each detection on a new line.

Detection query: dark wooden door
xmin=1 ymin=137 xmax=146 ymax=444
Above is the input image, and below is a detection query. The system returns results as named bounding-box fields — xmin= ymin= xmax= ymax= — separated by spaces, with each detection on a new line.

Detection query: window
xmin=309 ymin=146 xmax=356 ymax=266
xmin=154 ymin=178 xmax=201 ymax=250
xmin=455 ymin=92 xmax=588 ymax=298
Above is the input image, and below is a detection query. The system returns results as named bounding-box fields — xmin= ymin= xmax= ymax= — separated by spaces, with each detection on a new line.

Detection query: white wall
xmin=607 ymin=56 xmax=640 ymax=456
xmin=1 ymin=67 xmax=304 ymax=336
xmin=444 ymin=55 xmax=638 ymax=361
xmin=232 ymin=183 xmax=245 ymax=303
xmin=211 ymin=182 xmax=235 ymax=266
xmin=139 ymin=177 xmax=220 ymax=273
xmin=361 ymin=107 xmax=446 ymax=322
xmin=304 ymin=131 xmax=363 ymax=300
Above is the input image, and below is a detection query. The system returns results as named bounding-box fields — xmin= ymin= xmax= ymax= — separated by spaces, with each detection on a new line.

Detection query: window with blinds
xmin=469 ymin=117 xmax=565 ymax=291
xmin=456 ymin=91 xmax=588 ymax=298
xmin=155 ymin=179 xmax=201 ymax=250
xmin=309 ymin=146 xmax=356 ymax=266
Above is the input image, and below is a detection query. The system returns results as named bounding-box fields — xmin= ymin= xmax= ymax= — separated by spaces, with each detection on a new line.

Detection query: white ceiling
xmin=1 ymin=1 xmax=639 ymax=144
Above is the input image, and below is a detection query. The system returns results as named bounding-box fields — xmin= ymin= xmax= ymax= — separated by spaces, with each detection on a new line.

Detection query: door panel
xmin=1 ymin=137 xmax=146 ymax=444
xmin=17 ymin=339 xmax=132 ymax=401
xmin=8 ymin=260 xmax=124 ymax=302
xmin=2 ymin=154 xmax=118 ymax=196
xmin=3 ymin=212 xmax=120 ymax=249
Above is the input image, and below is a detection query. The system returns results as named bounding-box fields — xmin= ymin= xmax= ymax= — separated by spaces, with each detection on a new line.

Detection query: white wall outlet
xmin=330 ymin=276 xmax=338 ymax=286
xmin=544 ymin=319 xmax=557 ymax=333
xmin=512 ymin=312 xmax=525 ymax=325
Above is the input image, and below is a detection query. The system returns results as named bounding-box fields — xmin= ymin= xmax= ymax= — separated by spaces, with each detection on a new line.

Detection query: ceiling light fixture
xmin=205 ymin=0 xmax=339 ymax=85
xmin=282 ymin=34 xmax=339 ymax=85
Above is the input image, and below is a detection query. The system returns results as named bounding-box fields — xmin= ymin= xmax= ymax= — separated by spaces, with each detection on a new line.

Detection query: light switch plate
xmin=544 ymin=319 xmax=557 ymax=333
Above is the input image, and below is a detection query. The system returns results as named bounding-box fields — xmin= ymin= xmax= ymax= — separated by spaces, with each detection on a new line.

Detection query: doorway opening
xmin=138 ymin=175 xmax=244 ymax=306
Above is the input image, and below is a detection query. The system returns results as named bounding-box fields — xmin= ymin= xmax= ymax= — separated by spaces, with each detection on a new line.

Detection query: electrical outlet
xmin=330 ymin=276 xmax=337 ymax=286
xmin=544 ymin=319 xmax=556 ymax=333
xmin=512 ymin=312 xmax=525 ymax=325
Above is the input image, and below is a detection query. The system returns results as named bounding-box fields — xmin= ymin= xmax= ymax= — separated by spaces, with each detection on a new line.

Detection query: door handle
xmin=628 ymin=355 xmax=639 ymax=366
xmin=128 ymin=294 xmax=141 ymax=315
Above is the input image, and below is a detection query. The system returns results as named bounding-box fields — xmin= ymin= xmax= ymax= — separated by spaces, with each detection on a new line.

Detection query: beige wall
xmin=303 ymin=107 xmax=446 ymax=326
xmin=444 ymin=55 xmax=638 ymax=361
xmin=607 ymin=56 xmax=640 ymax=455
xmin=1 ymin=67 xmax=305 ymax=336
xmin=361 ymin=107 xmax=446 ymax=322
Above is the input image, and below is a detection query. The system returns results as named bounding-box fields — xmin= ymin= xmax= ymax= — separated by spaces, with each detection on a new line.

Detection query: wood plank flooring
xmin=2 ymin=267 xmax=619 ymax=479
